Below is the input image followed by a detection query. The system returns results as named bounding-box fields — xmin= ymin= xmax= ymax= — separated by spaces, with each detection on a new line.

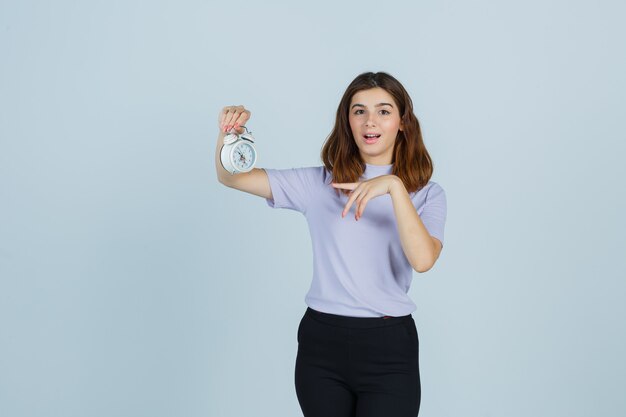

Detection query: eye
xmin=353 ymin=109 xmax=364 ymax=115
xmin=380 ymin=110 xmax=390 ymax=115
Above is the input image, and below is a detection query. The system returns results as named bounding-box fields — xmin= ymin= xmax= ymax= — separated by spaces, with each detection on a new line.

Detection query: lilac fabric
xmin=264 ymin=163 xmax=447 ymax=317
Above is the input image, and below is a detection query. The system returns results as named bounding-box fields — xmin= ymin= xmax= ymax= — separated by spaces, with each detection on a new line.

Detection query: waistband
xmin=305 ymin=307 xmax=412 ymax=329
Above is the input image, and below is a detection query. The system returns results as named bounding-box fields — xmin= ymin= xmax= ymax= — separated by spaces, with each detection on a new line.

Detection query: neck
xmin=362 ymin=157 xmax=392 ymax=166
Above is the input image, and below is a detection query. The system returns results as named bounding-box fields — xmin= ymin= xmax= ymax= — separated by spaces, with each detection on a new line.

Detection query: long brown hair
xmin=321 ymin=71 xmax=434 ymax=196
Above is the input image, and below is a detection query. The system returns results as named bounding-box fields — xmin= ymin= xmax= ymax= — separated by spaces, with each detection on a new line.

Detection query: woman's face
xmin=348 ymin=87 xmax=403 ymax=165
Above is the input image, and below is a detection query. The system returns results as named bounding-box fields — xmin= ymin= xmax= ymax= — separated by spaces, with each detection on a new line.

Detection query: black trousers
xmin=295 ymin=307 xmax=421 ymax=417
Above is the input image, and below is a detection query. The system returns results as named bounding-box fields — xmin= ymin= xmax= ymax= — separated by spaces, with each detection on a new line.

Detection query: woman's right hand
xmin=219 ymin=105 xmax=251 ymax=135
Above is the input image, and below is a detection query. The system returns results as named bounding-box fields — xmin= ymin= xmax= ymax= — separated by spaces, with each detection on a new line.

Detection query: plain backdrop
xmin=1 ymin=1 xmax=625 ymax=416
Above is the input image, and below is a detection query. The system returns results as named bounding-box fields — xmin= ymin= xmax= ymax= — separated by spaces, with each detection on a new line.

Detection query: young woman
xmin=216 ymin=72 xmax=446 ymax=417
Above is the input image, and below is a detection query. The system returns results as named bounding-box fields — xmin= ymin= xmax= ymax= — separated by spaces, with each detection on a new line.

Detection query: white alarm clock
xmin=220 ymin=126 xmax=257 ymax=175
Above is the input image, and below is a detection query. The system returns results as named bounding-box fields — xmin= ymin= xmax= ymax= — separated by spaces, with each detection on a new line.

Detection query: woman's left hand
xmin=331 ymin=175 xmax=401 ymax=220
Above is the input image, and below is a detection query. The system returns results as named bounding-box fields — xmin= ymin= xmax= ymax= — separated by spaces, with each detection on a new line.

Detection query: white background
xmin=1 ymin=1 xmax=625 ymax=416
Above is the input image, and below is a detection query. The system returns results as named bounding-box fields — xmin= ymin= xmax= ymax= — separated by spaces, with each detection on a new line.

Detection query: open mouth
xmin=363 ymin=134 xmax=381 ymax=144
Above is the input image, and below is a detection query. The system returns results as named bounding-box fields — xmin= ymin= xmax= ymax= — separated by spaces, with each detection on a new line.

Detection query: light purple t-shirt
xmin=264 ymin=163 xmax=447 ymax=317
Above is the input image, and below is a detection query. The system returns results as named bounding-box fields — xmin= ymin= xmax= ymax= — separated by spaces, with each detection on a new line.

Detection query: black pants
xmin=295 ymin=307 xmax=421 ymax=417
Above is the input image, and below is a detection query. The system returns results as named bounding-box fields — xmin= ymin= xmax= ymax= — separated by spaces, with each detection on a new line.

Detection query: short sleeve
xmin=263 ymin=167 xmax=319 ymax=214
xmin=420 ymin=183 xmax=447 ymax=247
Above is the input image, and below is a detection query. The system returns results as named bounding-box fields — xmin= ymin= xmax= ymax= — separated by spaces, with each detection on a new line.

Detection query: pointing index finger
xmin=331 ymin=182 xmax=359 ymax=190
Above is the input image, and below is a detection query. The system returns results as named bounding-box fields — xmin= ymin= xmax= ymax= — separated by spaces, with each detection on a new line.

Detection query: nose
xmin=365 ymin=114 xmax=377 ymax=127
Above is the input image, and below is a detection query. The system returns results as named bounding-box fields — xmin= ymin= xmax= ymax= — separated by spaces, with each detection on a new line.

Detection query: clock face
xmin=232 ymin=142 xmax=256 ymax=171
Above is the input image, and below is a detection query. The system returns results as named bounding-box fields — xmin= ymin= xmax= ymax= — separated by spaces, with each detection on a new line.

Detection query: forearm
xmin=215 ymin=130 xmax=233 ymax=183
xmin=388 ymin=177 xmax=436 ymax=273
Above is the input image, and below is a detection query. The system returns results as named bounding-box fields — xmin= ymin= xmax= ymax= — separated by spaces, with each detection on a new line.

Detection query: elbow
xmin=412 ymin=255 xmax=436 ymax=273
xmin=413 ymin=263 xmax=433 ymax=273
xmin=218 ymin=175 xmax=233 ymax=187
xmin=411 ymin=237 xmax=442 ymax=273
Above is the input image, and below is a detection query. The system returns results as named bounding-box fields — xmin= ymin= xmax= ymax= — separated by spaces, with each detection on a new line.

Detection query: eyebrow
xmin=351 ymin=103 xmax=394 ymax=109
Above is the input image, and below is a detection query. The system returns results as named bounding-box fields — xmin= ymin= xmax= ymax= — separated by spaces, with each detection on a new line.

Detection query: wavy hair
xmin=321 ymin=71 xmax=434 ymax=196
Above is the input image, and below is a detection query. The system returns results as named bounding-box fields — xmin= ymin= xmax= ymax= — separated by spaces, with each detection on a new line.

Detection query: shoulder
xmin=409 ymin=181 xmax=446 ymax=207
xmin=423 ymin=181 xmax=446 ymax=208
xmin=425 ymin=181 xmax=445 ymax=195
xmin=410 ymin=180 xmax=445 ymax=197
